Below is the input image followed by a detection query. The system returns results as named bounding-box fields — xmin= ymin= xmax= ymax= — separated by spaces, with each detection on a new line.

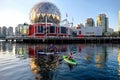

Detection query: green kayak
xmin=62 ymin=55 xmax=77 ymax=65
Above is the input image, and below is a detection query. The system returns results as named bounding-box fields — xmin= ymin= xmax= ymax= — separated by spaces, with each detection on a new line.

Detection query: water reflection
xmin=15 ymin=44 xmax=29 ymax=59
xmin=30 ymin=54 xmax=59 ymax=80
xmin=28 ymin=44 xmax=69 ymax=58
xmin=2 ymin=42 xmax=6 ymax=52
xmin=95 ymin=45 xmax=108 ymax=68
xmin=0 ymin=42 xmax=119 ymax=80
xmin=0 ymin=42 xmax=1 ymax=51
xmin=84 ymin=44 xmax=95 ymax=63
xmin=15 ymin=44 xmax=62 ymax=80
xmin=118 ymin=47 xmax=120 ymax=77
xmin=0 ymin=42 xmax=14 ymax=56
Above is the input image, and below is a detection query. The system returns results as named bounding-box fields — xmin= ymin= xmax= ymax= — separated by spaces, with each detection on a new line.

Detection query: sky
xmin=0 ymin=0 xmax=120 ymax=31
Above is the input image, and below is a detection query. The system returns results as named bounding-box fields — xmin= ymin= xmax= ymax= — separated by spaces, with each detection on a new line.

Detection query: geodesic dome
xmin=30 ymin=2 xmax=61 ymax=24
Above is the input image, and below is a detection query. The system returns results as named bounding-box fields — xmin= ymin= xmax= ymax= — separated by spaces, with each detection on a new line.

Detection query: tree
xmin=110 ymin=32 xmax=118 ymax=37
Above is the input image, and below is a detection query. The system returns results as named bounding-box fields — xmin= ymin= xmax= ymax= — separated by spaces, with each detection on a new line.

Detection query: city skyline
xmin=0 ymin=0 xmax=120 ymax=31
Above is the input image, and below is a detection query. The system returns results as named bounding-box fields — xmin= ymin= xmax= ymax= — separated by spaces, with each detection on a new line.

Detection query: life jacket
xmin=68 ymin=54 xmax=73 ymax=59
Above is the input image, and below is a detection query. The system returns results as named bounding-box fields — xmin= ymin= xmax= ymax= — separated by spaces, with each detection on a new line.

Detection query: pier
xmin=5 ymin=36 xmax=120 ymax=44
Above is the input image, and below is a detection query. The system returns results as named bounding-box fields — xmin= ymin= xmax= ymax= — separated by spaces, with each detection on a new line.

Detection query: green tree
xmin=110 ymin=32 xmax=118 ymax=37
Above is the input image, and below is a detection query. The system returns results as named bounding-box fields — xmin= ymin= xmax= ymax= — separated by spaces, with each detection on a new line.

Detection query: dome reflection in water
xmin=28 ymin=44 xmax=77 ymax=80
xmin=30 ymin=54 xmax=59 ymax=80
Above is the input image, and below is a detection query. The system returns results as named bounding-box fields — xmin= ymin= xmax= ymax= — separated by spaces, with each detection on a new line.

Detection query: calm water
xmin=0 ymin=42 xmax=120 ymax=80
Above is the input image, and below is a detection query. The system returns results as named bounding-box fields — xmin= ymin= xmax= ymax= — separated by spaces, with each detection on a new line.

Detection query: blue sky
xmin=0 ymin=0 xmax=120 ymax=31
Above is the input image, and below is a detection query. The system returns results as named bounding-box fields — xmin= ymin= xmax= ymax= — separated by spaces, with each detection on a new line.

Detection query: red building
xmin=29 ymin=23 xmax=70 ymax=38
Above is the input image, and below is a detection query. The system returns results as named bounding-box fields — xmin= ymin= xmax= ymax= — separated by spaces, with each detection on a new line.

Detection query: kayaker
xmin=49 ymin=44 xmax=54 ymax=52
xmin=68 ymin=52 xmax=73 ymax=60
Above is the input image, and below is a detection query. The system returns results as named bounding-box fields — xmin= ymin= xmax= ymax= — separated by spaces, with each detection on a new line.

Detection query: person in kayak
xmin=49 ymin=44 xmax=54 ymax=52
xmin=68 ymin=52 xmax=73 ymax=60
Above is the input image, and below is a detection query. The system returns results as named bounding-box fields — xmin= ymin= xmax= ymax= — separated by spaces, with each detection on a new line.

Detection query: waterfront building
xmin=1 ymin=26 xmax=7 ymax=38
xmin=28 ymin=1 xmax=71 ymax=38
xmin=16 ymin=24 xmax=29 ymax=36
xmin=15 ymin=24 xmax=22 ymax=36
xmin=22 ymin=24 xmax=29 ymax=36
xmin=85 ymin=18 xmax=95 ymax=27
xmin=119 ymin=10 xmax=120 ymax=36
xmin=76 ymin=26 xmax=103 ymax=37
xmin=96 ymin=14 xmax=108 ymax=33
xmin=15 ymin=27 xmax=19 ymax=36
xmin=8 ymin=27 xmax=13 ymax=36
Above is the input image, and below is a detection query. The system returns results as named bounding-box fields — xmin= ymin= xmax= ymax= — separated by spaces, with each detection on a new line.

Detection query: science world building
xmin=16 ymin=1 xmax=72 ymax=38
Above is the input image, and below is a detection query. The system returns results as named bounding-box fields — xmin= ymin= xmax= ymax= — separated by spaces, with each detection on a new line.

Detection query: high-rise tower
xmin=119 ymin=10 xmax=120 ymax=36
xmin=85 ymin=18 xmax=95 ymax=27
xmin=97 ymin=14 xmax=108 ymax=33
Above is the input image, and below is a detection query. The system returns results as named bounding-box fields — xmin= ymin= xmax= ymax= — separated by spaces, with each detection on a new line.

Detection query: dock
xmin=3 ymin=36 xmax=120 ymax=44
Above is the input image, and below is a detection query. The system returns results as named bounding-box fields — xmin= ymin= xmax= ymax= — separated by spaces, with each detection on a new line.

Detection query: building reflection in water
xmin=28 ymin=44 xmax=69 ymax=58
xmin=0 ymin=42 xmax=1 ymax=51
xmin=95 ymin=45 xmax=107 ymax=68
xmin=28 ymin=44 xmax=84 ymax=79
xmin=7 ymin=42 xmax=13 ymax=52
xmin=2 ymin=42 xmax=7 ymax=52
xmin=81 ymin=44 xmax=108 ymax=68
xmin=0 ymin=42 xmax=111 ymax=79
xmin=0 ymin=42 xmax=108 ymax=69
xmin=15 ymin=44 xmax=69 ymax=80
xmin=118 ymin=47 xmax=120 ymax=76
xmin=84 ymin=44 xmax=95 ymax=62
xmin=28 ymin=44 xmax=70 ymax=80
xmin=15 ymin=44 xmax=29 ymax=59
xmin=0 ymin=42 xmax=14 ymax=56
